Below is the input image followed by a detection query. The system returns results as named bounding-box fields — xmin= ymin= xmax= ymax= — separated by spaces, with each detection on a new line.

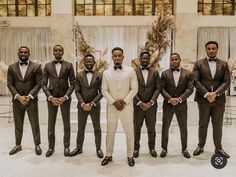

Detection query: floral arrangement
xmin=73 ymin=22 xmax=108 ymax=72
xmin=132 ymin=10 xmax=175 ymax=70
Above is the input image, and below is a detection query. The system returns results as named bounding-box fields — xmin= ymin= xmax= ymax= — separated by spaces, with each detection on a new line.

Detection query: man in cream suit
xmin=193 ymin=41 xmax=230 ymax=158
xmin=101 ymin=47 xmax=138 ymax=167
xmin=7 ymin=46 xmax=42 ymax=155
xmin=160 ymin=53 xmax=193 ymax=158
xmin=42 ymin=45 xmax=75 ymax=157
xmin=133 ymin=51 xmax=161 ymax=158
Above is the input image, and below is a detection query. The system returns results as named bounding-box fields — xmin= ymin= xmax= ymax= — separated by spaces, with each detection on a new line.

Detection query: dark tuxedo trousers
xmin=133 ymin=68 xmax=161 ymax=151
xmin=161 ymin=68 xmax=194 ymax=150
xmin=7 ymin=61 xmax=42 ymax=146
xmin=75 ymin=70 xmax=103 ymax=150
xmin=193 ymin=58 xmax=230 ymax=149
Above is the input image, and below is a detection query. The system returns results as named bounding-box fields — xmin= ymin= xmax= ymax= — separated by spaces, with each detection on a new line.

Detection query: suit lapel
xmin=58 ymin=61 xmax=65 ymax=78
xmin=203 ymin=58 xmax=214 ymax=79
xmin=24 ymin=61 xmax=33 ymax=80
xmin=146 ymin=69 xmax=154 ymax=86
xmin=51 ymin=61 xmax=58 ymax=78
xmin=15 ymin=62 xmax=24 ymax=81
xmin=177 ymin=68 xmax=185 ymax=87
xmin=89 ymin=71 xmax=97 ymax=87
xmin=168 ymin=69 xmax=176 ymax=87
xmin=214 ymin=59 xmax=221 ymax=79
xmin=81 ymin=70 xmax=89 ymax=87
xmin=137 ymin=69 xmax=146 ymax=86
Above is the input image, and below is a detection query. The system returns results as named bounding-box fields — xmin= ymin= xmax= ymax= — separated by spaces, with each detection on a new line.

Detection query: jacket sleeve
xmin=179 ymin=72 xmax=194 ymax=102
xmin=92 ymin=73 xmax=103 ymax=105
xmin=65 ymin=63 xmax=75 ymax=97
xmin=124 ymin=69 xmax=138 ymax=104
xmin=29 ymin=64 xmax=42 ymax=98
xmin=160 ymin=72 xmax=172 ymax=101
xmin=41 ymin=64 xmax=52 ymax=98
xmin=150 ymin=71 xmax=161 ymax=103
xmin=101 ymin=71 xmax=116 ymax=105
xmin=7 ymin=66 xmax=18 ymax=97
xmin=74 ymin=73 xmax=84 ymax=104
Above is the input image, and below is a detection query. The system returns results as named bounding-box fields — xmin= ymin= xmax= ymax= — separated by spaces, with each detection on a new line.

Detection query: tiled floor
xmin=0 ymin=95 xmax=236 ymax=177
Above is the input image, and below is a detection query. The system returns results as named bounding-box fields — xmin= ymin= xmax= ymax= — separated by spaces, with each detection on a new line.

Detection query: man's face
xmin=18 ymin=47 xmax=30 ymax=61
xmin=112 ymin=50 xmax=124 ymax=66
xmin=206 ymin=44 xmax=218 ymax=58
xmin=84 ymin=56 xmax=95 ymax=71
xmin=140 ymin=53 xmax=150 ymax=68
xmin=53 ymin=46 xmax=64 ymax=60
xmin=170 ymin=54 xmax=181 ymax=68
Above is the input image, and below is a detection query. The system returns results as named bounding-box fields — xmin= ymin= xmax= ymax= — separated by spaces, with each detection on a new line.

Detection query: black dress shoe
xmin=215 ymin=149 xmax=230 ymax=158
xmin=193 ymin=146 xmax=204 ymax=156
xmin=35 ymin=146 xmax=42 ymax=155
xmin=150 ymin=149 xmax=157 ymax=158
xmin=101 ymin=156 xmax=112 ymax=166
xmin=64 ymin=147 xmax=70 ymax=156
xmin=96 ymin=149 xmax=104 ymax=158
xmin=46 ymin=148 xmax=54 ymax=157
xmin=127 ymin=157 xmax=135 ymax=167
xmin=69 ymin=148 xmax=82 ymax=157
xmin=9 ymin=145 xmax=22 ymax=155
xmin=160 ymin=149 xmax=167 ymax=158
xmin=182 ymin=149 xmax=190 ymax=158
xmin=133 ymin=150 xmax=139 ymax=158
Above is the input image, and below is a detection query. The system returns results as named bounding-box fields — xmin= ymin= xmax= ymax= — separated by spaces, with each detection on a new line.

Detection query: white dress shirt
xmin=19 ymin=60 xmax=28 ymax=79
xmin=141 ymin=68 xmax=149 ymax=85
xmin=86 ymin=72 xmax=93 ymax=85
xmin=55 ymin=60 xmax=62 ymax=76
xmin=207 ymin=57 xmax=217 ymax=79
xmin=172 ymin=67 xmax=181 ymax=87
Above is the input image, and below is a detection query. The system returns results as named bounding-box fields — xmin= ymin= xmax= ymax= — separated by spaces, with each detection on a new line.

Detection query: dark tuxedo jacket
xmin=41 ymin=60 xmax=75 ymax=98
xmin=161 ymin=68 xmax=194 ymax=110
xmin=7 ymin=60 xmax=42 ymax=102
xmin=134 ymin=68 xmax=161 ymax=105
xmin=75 ymin=70 xmax=103 ymax=108
xmin=193 ymin=58 xmax=230 ymax=104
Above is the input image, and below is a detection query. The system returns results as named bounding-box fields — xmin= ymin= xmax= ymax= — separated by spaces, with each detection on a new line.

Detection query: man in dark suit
xmin=160 ymin=53 xmax=193 ymax=158
xmin=192 ymin=41 xmax=230 ymax=158
xmin=7 ymin=46 xmax=42 ymax=155
xmin=69 ymin=54 xmax=104 ymax=158
xmin=42 ymin=45 xmax=75 ymax=157
xmin=133 ymin=51 xmax=161 ymax=158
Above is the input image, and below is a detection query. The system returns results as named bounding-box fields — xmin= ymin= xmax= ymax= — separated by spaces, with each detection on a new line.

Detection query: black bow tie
xmin=141 ymin=67 xmax=149 ymax=70
xmin=20 ymin=61 xmax=28 ymax=65
xmin=172 ymin=68 xmax=180 ymax=72
xmin=85 ymin=70 xmax=94 ymax=74
xmin=114 ymin=65 xmax=122 ymax=70
xmin=208 ymin=58 xmax=217 ymax=62
xmin=55 ymin=60 xmax=63 ymax=64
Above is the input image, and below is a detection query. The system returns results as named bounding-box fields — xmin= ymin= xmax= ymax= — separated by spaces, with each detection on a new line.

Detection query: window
xmin=75 ymin=0 xmax=174 ymax=16
xmin=198 ymin=0 xmax=236 ymax=15
xmin=0 ymin=0 xmax=51 ymax=17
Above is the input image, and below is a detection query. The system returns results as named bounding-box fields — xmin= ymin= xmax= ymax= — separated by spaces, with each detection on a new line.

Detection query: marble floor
xmin=0 ymin=95 xmax=236 ymax=177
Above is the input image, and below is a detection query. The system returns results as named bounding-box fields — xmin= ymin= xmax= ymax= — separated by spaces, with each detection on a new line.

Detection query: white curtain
xmin=197 ymin=27 xmax=229 ymax=61
xmin=229 ymin=27 xmax=236 ymax=61
xmin=80 ymin=26 xmax=170 ymax=69
xmin=0 ymin=27 xmax=51 ymax=65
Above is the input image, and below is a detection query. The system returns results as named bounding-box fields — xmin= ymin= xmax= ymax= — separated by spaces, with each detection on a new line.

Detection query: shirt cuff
xmin=64 ymin=95 xmax=69 ymax=100
xmin=48 ymin=96 xmax=52 ymax=101
xmin=178 ymin=98 xmax=182 ymax=103
xmin=28 ymin=94 xmax=34 ymax=100
xmin=150 ymin=100 xmax=155 ymax=106
xmin=81 ymin=103 xmax=85 ymax=108
xmin=91 ymin=101 xmax=96 ymax=107
xmin=204 ymin=92 xmax=209 ymax=98
xmin=137 ymin=101 xmax=142 ymax=106
xmin=14 ymin=94 xmax=20 ymax=100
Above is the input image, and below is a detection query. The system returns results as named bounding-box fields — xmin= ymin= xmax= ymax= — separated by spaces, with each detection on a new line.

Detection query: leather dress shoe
xmin=150 ymin=149 xmax=157 ymax=157
xmin=127 ymin=157 xmax=135 ymax=167
xmin=46 ymin=148 xmax=54 ymax=157
xmin=215 ymin=149 xmax=230 ymax=158
xmin=69 ymin=148 xmax=82 ymax=157
xmin=35 ymin=146 xmax=42 ymax=155
xmin=101 ymin=156 xmax=112 ymax=166
xmin=96 ymin=149 xmax=104 ymax=158
xmin=64 ymin=147 xmax=70 ymax=156
xmin=182 ymin=149 xmax=190 ymax=158
xmin=160 ymin=149 xmax=167 ymax=158
xmin=9 ymin=145 xmax=22 ymax=155
xmin=133 ymin=150 xmax=139 ymax=158
xmin=193 ymin=146 xmax=204 ymax=156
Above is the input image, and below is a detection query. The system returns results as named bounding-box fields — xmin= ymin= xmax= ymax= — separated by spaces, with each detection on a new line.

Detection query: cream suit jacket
xmin=102 ymin=65 xmax=138 ymax=113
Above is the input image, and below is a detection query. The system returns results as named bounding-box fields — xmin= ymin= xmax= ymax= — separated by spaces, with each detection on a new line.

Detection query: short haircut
xmin=18 ymin=46 xmax=30 ymax=52
xmin=171 ymin=52 xmax=181 ymax=59
xmin=140 ymin=51 xmax=151 ymax=58
xmin=84 ymin=54 xmax=95 ymax=60
xmin=205 ymin=41 xmax=218 ymax=48
xmin=112 ymin=47 xmax=123 ymax=54
xmin=53 ymin=44 xmax=64 ymax=51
